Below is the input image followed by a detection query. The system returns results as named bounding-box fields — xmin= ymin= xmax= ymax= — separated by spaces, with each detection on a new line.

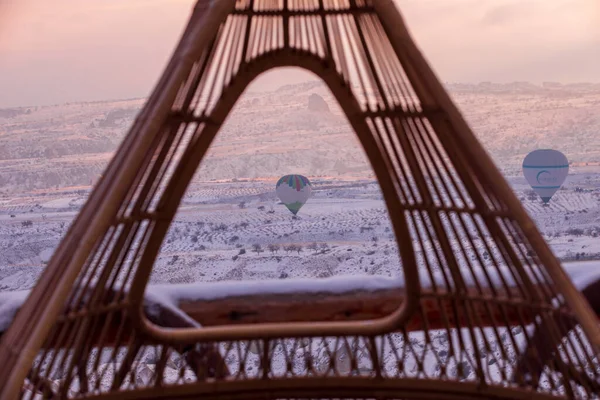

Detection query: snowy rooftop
xmin=1 ymin=261 xmax=599 ymax=334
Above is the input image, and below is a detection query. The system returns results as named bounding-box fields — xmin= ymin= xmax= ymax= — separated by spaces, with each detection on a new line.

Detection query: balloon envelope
xmin=522 ymin=149 xmax=568 ymax=204
xmin=275 ymin=174 xmax=312 ymax=215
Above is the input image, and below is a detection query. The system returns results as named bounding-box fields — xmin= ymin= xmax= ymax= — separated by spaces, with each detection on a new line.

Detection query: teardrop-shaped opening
xmin=144 ymin=67 xmax=406 ymax=326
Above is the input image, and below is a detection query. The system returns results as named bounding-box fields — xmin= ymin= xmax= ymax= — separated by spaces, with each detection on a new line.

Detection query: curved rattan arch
xmin=0 ymin=1 xmax=599 ymax=399
xmin=129 ymin=49 xmax=421 ymax=343
xmin=85 ymin=376 xmax=570 ymax=400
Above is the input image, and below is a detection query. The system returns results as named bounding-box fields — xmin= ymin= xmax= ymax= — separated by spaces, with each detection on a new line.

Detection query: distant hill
xmin=0 ymin=82 xmax=599 ymax=193
xmin=447 ymin=82 xmax=600 ymax=175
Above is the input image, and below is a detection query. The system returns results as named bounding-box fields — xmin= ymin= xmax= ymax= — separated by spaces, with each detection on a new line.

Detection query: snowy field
xmin=0 ymin=172 xmax=598 ymax=395
xmin=1 ymin=80 xmax=599 ymax=393
xmin=0 ymin=171 xmax=598 ymax=292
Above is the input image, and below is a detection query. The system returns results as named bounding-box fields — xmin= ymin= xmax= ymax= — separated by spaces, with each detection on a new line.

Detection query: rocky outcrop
xmin=307 ymin=93 xmax=330 ymax=113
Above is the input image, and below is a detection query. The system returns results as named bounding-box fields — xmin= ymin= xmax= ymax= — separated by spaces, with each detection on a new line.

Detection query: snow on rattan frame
xmin=0 ymin=0 xmax=599 ymax=399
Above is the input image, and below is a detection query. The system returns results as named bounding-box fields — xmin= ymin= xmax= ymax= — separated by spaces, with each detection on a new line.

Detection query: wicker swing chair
xmin=0 ymin=0 xmax=599 ymax=399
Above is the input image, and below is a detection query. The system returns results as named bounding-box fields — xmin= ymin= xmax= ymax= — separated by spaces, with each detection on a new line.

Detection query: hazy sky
xmin=0 ymin=0 xmax=598 ymax=107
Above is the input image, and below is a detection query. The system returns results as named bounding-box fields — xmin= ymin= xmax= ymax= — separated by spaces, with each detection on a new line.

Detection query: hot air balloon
xmin=522 ymin=149 xmax=569 ymax=204
xmin=275 ymin=174 xmax=312 ymax=215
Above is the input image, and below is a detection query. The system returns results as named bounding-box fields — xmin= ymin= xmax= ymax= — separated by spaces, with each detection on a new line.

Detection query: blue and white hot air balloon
xmin=522 ymin=149 xmax=569 ymax=204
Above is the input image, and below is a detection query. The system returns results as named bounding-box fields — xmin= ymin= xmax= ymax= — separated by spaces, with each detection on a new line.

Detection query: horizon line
xmin=2 ymin=80 xmax=600 ymax=110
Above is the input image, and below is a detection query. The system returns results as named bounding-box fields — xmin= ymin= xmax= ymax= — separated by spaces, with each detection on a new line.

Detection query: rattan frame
xmin=131 ymin=50 xmax=421 ymax=343
xmin=0 ymin=0 xmax=599 ymax=399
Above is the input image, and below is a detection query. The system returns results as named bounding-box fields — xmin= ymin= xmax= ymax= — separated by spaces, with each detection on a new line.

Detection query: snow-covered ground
xmin=0 ymin=174 xmax=598 ymax=292
xmin=2 ymin=180 xmax=598 ymax=397
xmin=1 ymin=80 xmax=599 ymax=395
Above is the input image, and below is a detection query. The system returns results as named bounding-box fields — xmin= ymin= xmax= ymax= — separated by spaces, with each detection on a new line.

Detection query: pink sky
xmin=0 ymin=0 xmax=598 ymax=107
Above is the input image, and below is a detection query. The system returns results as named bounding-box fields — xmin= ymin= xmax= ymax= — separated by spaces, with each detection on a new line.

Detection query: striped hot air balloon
xmin=522 ymin=149 xmax=569 ymax=204
xmin=275 ymin=174 xmax=312 ymax=215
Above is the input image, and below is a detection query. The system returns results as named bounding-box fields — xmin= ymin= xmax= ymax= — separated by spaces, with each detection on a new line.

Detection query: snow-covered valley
xmin=1 ymin=80 xmax=600 ymax=395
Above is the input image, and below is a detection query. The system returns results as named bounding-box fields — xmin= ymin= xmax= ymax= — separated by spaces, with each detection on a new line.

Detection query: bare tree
xmin=268 ymin=244 xmax=279 ymax=254
xmin=214 ymin=223 xmax=228 ymax=231
xmin=308 ymin=242 xmax=318 ymax=253
xmin=252 ymin=243 xmax=263 ymax=254
xmin=525 ymin=190 xmax=537 ymax=201
xmin=295 ymin=245 xmax=303 ymax=255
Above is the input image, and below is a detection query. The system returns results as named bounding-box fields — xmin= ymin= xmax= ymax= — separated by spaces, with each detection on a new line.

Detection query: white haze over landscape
xmin=0 ymin=0 xmax=599 ymax=389
xmin=1 ymin=0 xmax=599 ymax=107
